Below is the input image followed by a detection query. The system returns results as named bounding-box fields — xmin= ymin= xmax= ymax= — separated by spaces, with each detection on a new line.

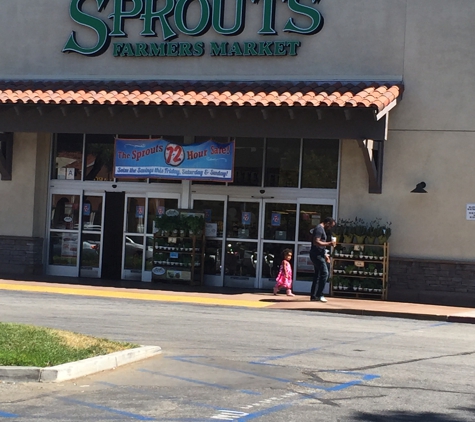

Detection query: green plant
xmin=344 ymin=265 xmax=355 ymax=274
xmin=186 ymin=215 xmax=205 ymax=235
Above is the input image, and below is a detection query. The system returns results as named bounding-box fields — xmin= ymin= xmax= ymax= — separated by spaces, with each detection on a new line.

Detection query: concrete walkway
xmin=1 ymin=277 xmax=475 ymax=324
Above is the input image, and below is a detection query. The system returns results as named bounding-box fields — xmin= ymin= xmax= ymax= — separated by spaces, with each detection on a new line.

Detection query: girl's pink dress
xmin=275 ymin=260 xmax=292 ymax=289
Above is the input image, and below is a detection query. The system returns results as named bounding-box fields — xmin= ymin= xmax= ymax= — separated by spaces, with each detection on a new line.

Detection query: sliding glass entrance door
xmin=224 ymin=198 xmax=261 ymax=288
xmin=191 ymin=195 xmax=226 ymax=286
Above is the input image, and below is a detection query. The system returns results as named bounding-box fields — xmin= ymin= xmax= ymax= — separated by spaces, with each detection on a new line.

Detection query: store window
xmin=301 ymin=139 xmax=339 ymax=189
xmin=193 ymin=199 xmax=224 ymax=237
xmin=147 ymin=198 xmax=179 ymax=233
xmin=297 ymin=204 xmax=333 ymax=242
xmin=52 ymin=134 xmax=84 ymax=180
xmin=264 ymin=138 xmax=300 ymax=187
xmin=263 ymin=202 xmax=297 ymax=241
xmin=49 ymin=194 xmax=81 ymax=266
xmin=230 ymin=137 xmax=264 ymax=187
xmin=84 ymin=134 xmax=115 ymax=181
xmin=226 ymin=201 xmax=259 ymax=239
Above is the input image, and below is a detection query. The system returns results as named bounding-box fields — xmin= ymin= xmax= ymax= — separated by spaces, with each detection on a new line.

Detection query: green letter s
xmin=63 ymin=0 xmax=111 ymax=56
xmin=283 ymin=0 xmax=323 ymax=35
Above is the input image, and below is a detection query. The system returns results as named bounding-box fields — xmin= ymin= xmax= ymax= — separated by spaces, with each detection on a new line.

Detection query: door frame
xmin=80 ymin=191 xmax=105 ymax=278
xmin=142 ymin=192 xmax=182 ymax=281
xmin=224 ymin=196 xmax=262 ymax=289
xmin=191 ymin=193 xmax=227 ymax=287
xmin=46 ymin=188 xmax=84 ymax=277
xmin=258 ymin=197 xmax=300 ymax=290
xmin=292 ymin=197 xmax=337 ymax=294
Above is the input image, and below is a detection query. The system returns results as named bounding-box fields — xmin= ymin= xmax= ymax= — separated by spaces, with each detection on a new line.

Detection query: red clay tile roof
xmin=0 ymin=80 xmax=403 ymax=113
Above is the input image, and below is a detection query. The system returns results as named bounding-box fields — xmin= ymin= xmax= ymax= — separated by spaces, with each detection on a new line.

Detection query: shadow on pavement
xmin=350 ymin=410 xmax=473 ymax=421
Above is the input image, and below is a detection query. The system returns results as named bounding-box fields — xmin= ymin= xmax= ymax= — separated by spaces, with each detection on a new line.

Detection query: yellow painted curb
xmin=0 ymin=283 xmax=269 ymax=308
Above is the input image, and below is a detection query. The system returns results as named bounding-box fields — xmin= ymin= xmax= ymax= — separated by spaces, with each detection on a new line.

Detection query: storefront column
xmin=180 ymin=135 xmax=195 ymax=209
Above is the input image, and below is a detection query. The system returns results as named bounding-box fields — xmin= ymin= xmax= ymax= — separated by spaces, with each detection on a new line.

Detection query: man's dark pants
xmin=309 ymin=250 xmax=328 ymax=299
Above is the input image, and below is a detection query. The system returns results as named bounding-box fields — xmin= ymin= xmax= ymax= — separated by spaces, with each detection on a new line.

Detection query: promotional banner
xmin=114 ymin=139 xmax=235 ymax=182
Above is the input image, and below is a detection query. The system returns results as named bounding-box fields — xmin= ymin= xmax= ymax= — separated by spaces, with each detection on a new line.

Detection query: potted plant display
xmin=186 ymin=215 xmax=205 ymax=236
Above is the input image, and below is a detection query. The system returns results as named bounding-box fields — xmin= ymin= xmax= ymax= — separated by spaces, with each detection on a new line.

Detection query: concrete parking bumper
xmin=0 ymin=345 xmax=162 ymax=383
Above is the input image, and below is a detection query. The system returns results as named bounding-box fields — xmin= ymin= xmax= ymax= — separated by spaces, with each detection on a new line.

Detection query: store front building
xmin=46 ymin=131 xmax=340 ymax=292
xmin=2 ymin=0 xmax=475 ymax=306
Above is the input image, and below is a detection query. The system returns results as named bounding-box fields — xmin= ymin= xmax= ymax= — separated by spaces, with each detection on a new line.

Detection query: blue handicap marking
xmin=0 ymin=410 xmax=18 ymax=418
xmin=318 ymin=370 xmax=380 ymax=392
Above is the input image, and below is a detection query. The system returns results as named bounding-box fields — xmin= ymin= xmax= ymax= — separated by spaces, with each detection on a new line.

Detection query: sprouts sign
xmin=114 ymin=139 xmax=235 ymax=181
xmin=63 ymin=0 xmax=324 ymax=57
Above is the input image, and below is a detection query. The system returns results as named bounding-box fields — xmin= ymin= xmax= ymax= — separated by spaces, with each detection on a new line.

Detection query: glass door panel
xmin=294 ymin=203 xmax=334 ymax=295
xmin=47 ymin=193 xmax=81 ymax=276
xmin=147 ymin=198 xmax=180 ymax=234
xmin=123 ymin=196 xmax=146 ymax=280
xmin=259 ymin=242 xmax=295 ymax=290
xmin=49 ymin=232 xmax=78 ymax=267
xmin=80 ymin=194 xmax=104 ymax=278
xmin=263 ymin=202 xmax=297 ymax=241
xmin=192 ymin=196 xmax=226 ymax=286
xmin=143 ymin=196 xmax=180 ymax=281
xmin=226 ymin=201 xmax=259 ymax=239
xmin=224 ymin=240 xmax=258 ymax=288
xmin=224 ymin=199 xmax=260 ymax=288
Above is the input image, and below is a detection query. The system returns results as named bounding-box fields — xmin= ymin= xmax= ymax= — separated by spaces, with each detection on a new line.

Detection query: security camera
xmin=260 ymin=189 xmax=265 ymax=194
xmin=112 ymin=184 xmax=117 ymax=189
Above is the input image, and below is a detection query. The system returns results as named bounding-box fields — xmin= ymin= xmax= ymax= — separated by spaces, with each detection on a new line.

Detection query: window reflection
xmin=52 ymin=134 xmax=83 ymax=180
xmin=226 ymin=201 xmax=259 ymax=239
xmin=230 ymin=137 xmax=263 ymax=187
xmin=193 ymin=200 xmax=224 ymax=237
xmin=49 ymin=232 xmax=78 ymax=266
xmin=263 ymin=203 xmax=296 ymax=241
xmin=147 ymin=198 xmax=179 ymax=233
xmin=301 ymin=139 xmax=339 ymax=189
xmin=225 ymin=241 xmax=257 ymax=277
xmin=80 ymin=233 xmax=100 ymax=268
xmin=84 ymin=134 xmax=115 ymax=181
xmin=126 ymin=197 xmax=146 ymax=233
xmin=264 ymin=138 xmax=300 ymax=187
xmin=124 ymin=235 xmax=145 ymax=270
xmin=261 ymin=243 xmax=294 ymax=279
xmin=295 ymin=244 xmax=314 ymax=282
xmin=298 ymin=205 xmax=333 ymax=241
xmin=82 ymin=196 xmax=102 ymax=231
xmin=204 ymin=240 xmax=222 ymax=275
xmin=51 ymin=195 xmax=80 ymax=230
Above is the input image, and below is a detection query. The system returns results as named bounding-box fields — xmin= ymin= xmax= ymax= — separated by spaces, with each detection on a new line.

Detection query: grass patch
xmin=0 ymin=322 xmax=139 ymax=367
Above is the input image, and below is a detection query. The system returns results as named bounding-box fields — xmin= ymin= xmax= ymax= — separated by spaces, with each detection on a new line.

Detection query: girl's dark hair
xmin=281 ymin=248 xmax=293 ymax=259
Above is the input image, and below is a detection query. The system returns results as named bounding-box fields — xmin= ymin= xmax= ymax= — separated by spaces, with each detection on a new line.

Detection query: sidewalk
xmin=1 ymin=276 xmax=475 ymax=324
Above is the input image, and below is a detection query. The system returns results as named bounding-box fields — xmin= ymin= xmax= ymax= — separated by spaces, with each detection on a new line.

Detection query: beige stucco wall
xmin=0 ymin=133 xmax=50 ymax=237
xmin=340 ymin=129 xmax=475 ymax=260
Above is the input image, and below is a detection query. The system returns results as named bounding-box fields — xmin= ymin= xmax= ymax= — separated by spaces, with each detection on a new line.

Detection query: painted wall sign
xmin=114 ymin=138 xmax=235 ymax=181
xmin=63 ymin=0 xmax=324 ymax=57
xmin=466 ymin=204 xmax=475 ymax=220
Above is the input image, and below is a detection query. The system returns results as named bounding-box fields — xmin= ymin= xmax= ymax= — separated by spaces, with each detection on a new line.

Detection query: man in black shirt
xmin=309 ymin=217 xmax=336 ymax=302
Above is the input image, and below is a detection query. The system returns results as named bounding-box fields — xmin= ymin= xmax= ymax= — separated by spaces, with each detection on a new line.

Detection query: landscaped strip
xmin=0 ymin=322 xmax=138 ymax=367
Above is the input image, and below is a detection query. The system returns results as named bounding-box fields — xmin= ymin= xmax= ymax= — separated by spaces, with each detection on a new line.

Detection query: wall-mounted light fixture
xmin=411 ymin=182 xmax=427 ymax=193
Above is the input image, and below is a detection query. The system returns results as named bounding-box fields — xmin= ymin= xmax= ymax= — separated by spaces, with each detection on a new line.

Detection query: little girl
xmin=273 ymin=248 xmax=295 ymax=297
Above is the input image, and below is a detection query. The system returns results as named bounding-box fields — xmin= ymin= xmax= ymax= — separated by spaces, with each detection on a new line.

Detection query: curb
xmin=285 ymin=307 xmax=475 ymax=324
xmin=0 ymin=345 xmax=162 ymax=383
